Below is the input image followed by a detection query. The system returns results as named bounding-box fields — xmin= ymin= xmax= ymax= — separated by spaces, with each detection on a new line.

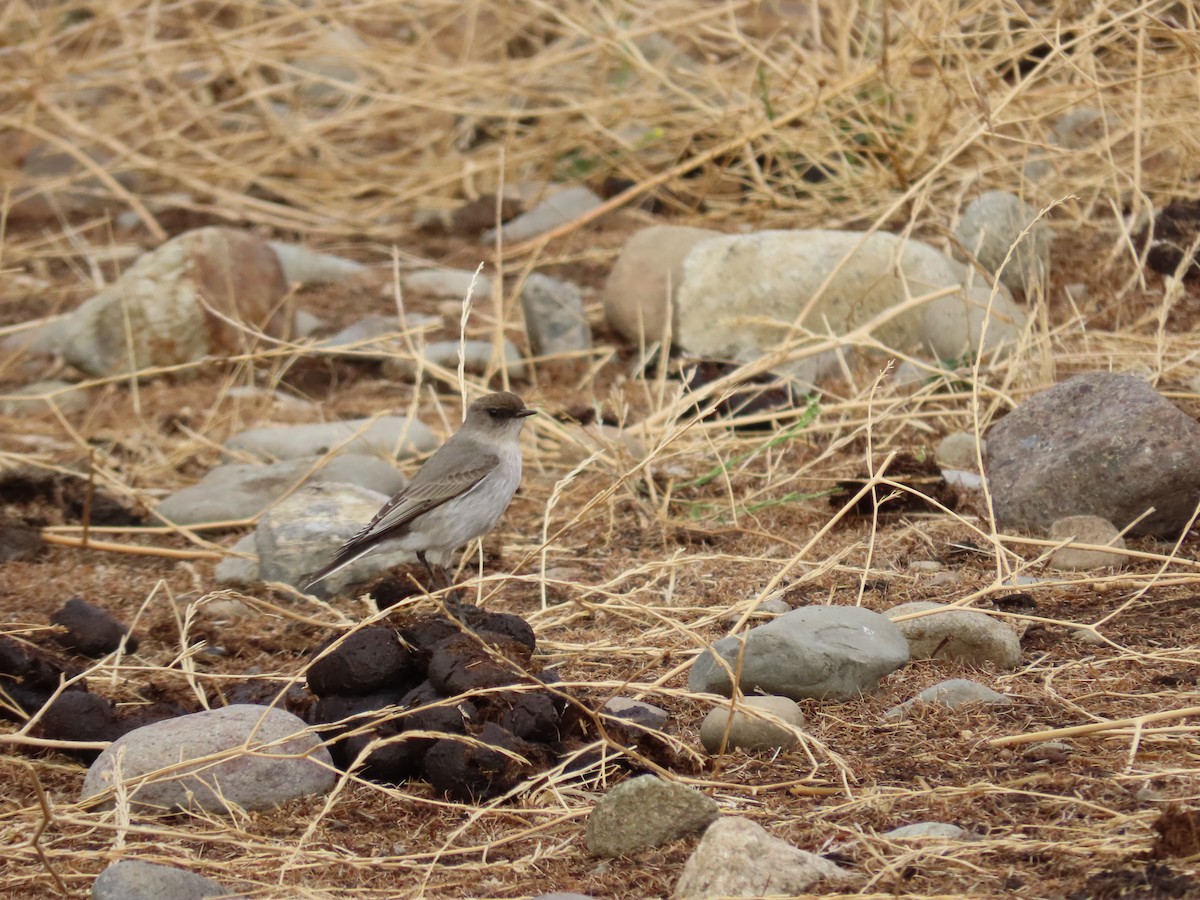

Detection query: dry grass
xmin=3 ymin=0 xmax=1200 ymax=897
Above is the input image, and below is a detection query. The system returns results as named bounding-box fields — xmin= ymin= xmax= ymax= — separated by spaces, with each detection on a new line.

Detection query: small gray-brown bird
xmin=303 ymin=391 xmax=534 ymax=592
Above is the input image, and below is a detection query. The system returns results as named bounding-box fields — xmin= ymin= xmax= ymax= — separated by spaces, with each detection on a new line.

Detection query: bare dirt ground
xmin=4 ymin=2 xmax=1200 ymax=898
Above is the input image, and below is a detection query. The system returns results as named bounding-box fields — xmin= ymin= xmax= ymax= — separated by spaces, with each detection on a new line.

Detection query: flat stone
xmin=268 ymin=240 xmax=366 ymax=284
xmin=603 ymin=698 xmax=668 ymax=731
xmin=689 ymin=605 xmax=909 ymax=700
xmin=92 ymin=860 xmax=231 ymax=899
xmin=885 ymin=678 xmax=1012 ymax=719
xmin=483 ymin=186 xmax=603 ymax=245
xmin=674 ymin=817 xmax=856 ymax=899
xmin=699 ymin=695 xmax=804 ymax=753
xmin=225 ymin=416 xmax=436 ymax=461
xmin=381 ymin=339 xmax=525 ymax=380
xmin=156 ymin=454 xmax=406 ymax=526
xmin=315 ymin=313 xmax=440 ymax=358
xmin=0 ymin=379 xmax=91 ymax=416
xmin=585 ymin=775 xmax=719 ymax=858
xmin=81 ymin=705 xmax=335 ymax=814
xmin=402 ymin=268 xmax=494 ymax=300
xmin=884 ymin=822 xmax=969 ymax=840
xmin=986 ymin=372 xmax=1200 ymax=537
xmin=885 ymin=602 xmax=1021 ymax=669
xmin=1048 ymin=515 xmax=1129 ymax=571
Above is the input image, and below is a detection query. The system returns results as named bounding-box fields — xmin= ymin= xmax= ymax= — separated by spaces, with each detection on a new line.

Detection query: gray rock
xmin=0 ymin=379 xmax=91 ymax=416
xmin=1048 ymin=515 xmax=1129 ymax=571
xmin=585 ymin=775 xmax=719 ymax=858
xmin=955 ymin=191 xmax=1050 ymax=294
xmin=381 ymin=339 xmax=525 ymax=380
xmin=1023 ymin=740 xmax=1074 ymax=762
xmin=92 ymin=860 xmax=231 ymax=899
xmin=884 ymin=678 xmax=1012 ymax=719
xmin=986 ymin=372 xmax=1200 ymax=537
xmin=60 ymin=228 xmax=292 ymax=378
xmin=603 ymin=698 xmax=668 ymax=731
xmin=885 ymin=602 xmax=1021 ymax=669
xmin=936 ymin=432 xmax=984 ymax=470
xmin=214 ymin=534 xmax=258 ymax=586
xmin=254 ymin=482 xmax=416 ymax=595
xmin=483 ymin=186 xmax=603 ymax=245
xmin=673 ymin=230 xmax=1026 ymax=384
xmin=699 ymin=696 xmax=804 ymax=753
xmin=520 ymin=273 xmax=590 ymax=356
xmin=268 ymin=240 xmax=365 ymax=284
xmin=402 ymin=268 xmax=494 ymax=300
xmin=315 ymin=314 xmax=440 ymax=358
xmin=688 ymin=606 xmax=909 ymax=700
xmin=81 ymin=705 xmax=335 ymax=814
xmin=883 ymin=822 xmax=969 ymax=840
xmin=225 ymin=415 xmax=436 ymax=461
xmin=531 ymin=895 xmax=597 ymax=900
xmin=0 ymin=317 xmax=70 ymax=358
xmin=942 ymin=469 xmax=984 ymax=490
xmin=603 ymin=224 xmax=723 ymax=344
xmin=674 ymin=817 xmax=856 ymax=899
xmin=156 ymin=454 xmax=407 ymax=526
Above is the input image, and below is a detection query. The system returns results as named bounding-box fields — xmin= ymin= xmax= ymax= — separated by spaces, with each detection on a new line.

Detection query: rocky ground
xmin=4 ymin=2 xmax=1200 ymax=899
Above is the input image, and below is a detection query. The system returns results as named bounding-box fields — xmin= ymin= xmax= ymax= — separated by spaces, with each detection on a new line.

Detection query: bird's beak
xmin=516 ymin=409 xmax=536 ymax=418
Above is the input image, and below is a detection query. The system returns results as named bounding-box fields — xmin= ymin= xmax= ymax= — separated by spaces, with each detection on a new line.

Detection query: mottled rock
xmin=92 ymin=860 xmax=231 ymax=899
xmin=986 ymin=372 xmax=1200 ymax=537
xmin=955 ymin=191 xmax=1050 ymax=294
xmin=884 ymin=822 xmax=969 ymax=840
xmin=1049 ymin=515 xmax=1129 ymax=571
xmin=689 ymin=606 xmax=909 ymax=700
xmin=81 ymin=705 xmax=335 ymax=813
xmin=61 ymin=228 xmax=292 ymax=377
xmin=699 ymin=695 xmax=804 ymax=753
xmin=586 ymin=775 xmax=719 ymax=858
xmin=674 ymin=817 xmax=855 ymax=898
xmin=885 ymin=602 xmax=1021 ymax=669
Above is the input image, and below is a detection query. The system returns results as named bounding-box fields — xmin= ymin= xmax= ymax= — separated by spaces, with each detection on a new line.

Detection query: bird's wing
xmin=301 ymin=443 xmax=498 ymax=589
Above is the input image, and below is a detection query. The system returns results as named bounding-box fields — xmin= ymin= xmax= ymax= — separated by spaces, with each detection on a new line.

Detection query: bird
xmin=302 ymin=391 xmax=535 ymax=593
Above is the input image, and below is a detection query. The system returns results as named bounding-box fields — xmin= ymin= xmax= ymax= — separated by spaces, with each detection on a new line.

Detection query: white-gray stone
xmin=315 ymin=313 xmax=440 ymax=358
xmin=688 ymin=605 xmax=910 ymax=700
xmin=483 ymin=186 xmax=603 ymax=245
xmin=884 ymin=678 xmax=1012 ymax=720
xmin=1048 ymin=515 xmax=1129 ymax=571
xmin=0 ymin=380 xmax=91 ymax=416
xmin=699 ymin=696 xmax=804 ymax=753
xmin=81 ymin=705 xmax=334 ymax=814
xmin=381 ymin=339 xmax=526 ymax=380
xmin=585 ymin=775 xmax=719 ymax=858
xmin=673 ymin=230 xmax=1027 ymax=384
xmin=225 ymin=415 xmax=436 ymax=461
xmin=0 ymin=317 xmax=70 ymax=358
xmin=215 ymin=534 xmax=259 ymax=586
xmin=254 ymin=482 xmax=417 ymax=595
xmin=402 ymin=268 xmax=494 ymax=301
xmin=936 ymin=432 xmax=984 ymax=471
xmin=955 ymin=191 xmax=1050 ymax=294
xmin=885 ymin=601 xmax=1021 ymax=669
xmin=156 ymin=454 xmax=407 ymax=526
xmin=520 ymin=273 xmax=591 ymax=357
xmin=883 ymin=822 xmax=969 ymax=840
xmin=92 ymin=860 xmax=231 ymax=899
xmin=268 ymin=240 xmax=366 ymax=284
xmin=674 ymin=817 xmax=856 ymax=899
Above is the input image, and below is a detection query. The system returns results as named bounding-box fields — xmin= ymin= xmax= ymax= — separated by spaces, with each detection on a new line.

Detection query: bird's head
xmin=465 ymin=391 xmax=535 ymax=437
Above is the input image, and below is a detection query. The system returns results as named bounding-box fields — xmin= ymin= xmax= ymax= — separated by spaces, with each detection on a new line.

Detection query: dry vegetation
xmin=3 ymin=0 xmax=1200 ymax=897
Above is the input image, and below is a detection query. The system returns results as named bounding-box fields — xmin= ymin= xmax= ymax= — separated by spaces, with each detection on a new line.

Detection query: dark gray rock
xmin=688 ymin=606 xmax=909 ymax=700
xmin=156 ymin=454 xmax=406 ymax=526
xmin=81 ymin=705 xmax=335 ymax=814
xmin=603 ymin=697 xmax=668 ymax=731
xmin=986 ymin=372 xmax=1200 ymax=537
xmin=92 ymin=860 xmax=231 ymax=899
xmin=585 ymin=775 xmax=719 ymax=858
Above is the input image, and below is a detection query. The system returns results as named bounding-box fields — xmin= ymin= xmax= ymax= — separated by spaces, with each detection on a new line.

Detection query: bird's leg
xmin=418 ymin=551 xmax=468 ymax=610
xmin=416 ymin=550 xmax=440 ymax=589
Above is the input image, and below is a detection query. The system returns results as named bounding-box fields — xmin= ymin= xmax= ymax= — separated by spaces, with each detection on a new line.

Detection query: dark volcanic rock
xmin=50 ymin=598 xmax=139 ymax=657
xmin=306 ymin=626 xmax=418 ymax=697
xmin=423 ymin=722 xmax=545 ymax=801
xmin=986 ymin=372 xmax=1200 ymax=537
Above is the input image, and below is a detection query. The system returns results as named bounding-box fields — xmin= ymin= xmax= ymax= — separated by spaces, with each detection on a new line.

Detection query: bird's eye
xmin=488 ymin=408 xmax=501 ymax=418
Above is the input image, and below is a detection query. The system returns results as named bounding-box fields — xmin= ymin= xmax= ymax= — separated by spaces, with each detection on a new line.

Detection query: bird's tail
xmin=300 ymin=541 xmax=378 ymax=592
